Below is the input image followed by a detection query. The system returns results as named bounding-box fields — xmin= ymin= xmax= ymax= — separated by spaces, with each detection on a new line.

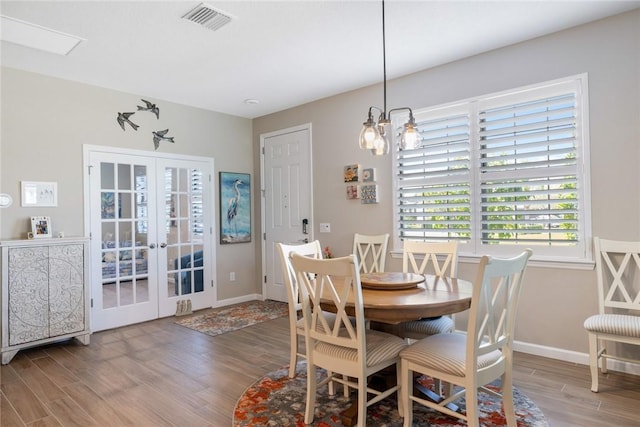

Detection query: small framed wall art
xmin=21 ymin=181 xmax=58 ymax=207
xmin=346 ymin=184 xmax=360 ymax=200
xmin=362 ymin=168 xmax=376 ymax=183
xmin=31 ymin=216 xmax=52 ymax=238
xmin=360 ymin=184 xmax=379 ymax=204
xmin=344 ymin=164 xmax=360 ymax=182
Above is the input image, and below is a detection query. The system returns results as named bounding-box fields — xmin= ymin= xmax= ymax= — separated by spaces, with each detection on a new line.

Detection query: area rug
xmin=175 ymin=299 xmax=288 ymax=337
xmin=233 ymin=361 xmax=548 ymax=427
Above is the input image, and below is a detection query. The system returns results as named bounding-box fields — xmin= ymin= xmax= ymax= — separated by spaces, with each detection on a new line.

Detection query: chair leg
xmin=396 ymin=362 xmax=403 ymax=418
xmin=588 ymin=332 xmax=600 ymax=392
xmin=289 ymin=331 xmax=299 ymax=378
xmin=502 ymin=371 xmax=517 ymax=427
xmin=328 ymin=370 xmax=335 ymax=396
xmin=465 ymin=387 xmax=479 ymax=427
xmin=305 ymin=363 xmax=317 ymax=424
xmin=357 ymin=378 xmax=367 ymax=427
xmin=401 ymin=360 xmax=413 ymax=427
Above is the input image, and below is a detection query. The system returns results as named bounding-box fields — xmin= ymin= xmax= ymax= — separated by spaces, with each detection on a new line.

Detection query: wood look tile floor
xmin=2 ymin=309 xmax=640 ymax=426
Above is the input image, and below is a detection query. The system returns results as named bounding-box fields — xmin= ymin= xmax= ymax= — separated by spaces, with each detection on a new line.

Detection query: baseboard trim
xmin=213 ymin=293 xmax=263 ymax=308
xmin=514 ymin=339 xmax=640 ymax=376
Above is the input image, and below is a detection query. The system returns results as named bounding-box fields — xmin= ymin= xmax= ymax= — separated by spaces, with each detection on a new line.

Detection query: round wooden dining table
xmin=321 ymin=272 xmax=473 ymax=325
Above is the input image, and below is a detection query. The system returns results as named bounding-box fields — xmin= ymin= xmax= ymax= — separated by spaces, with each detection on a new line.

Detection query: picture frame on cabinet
xmin=31 ymin=216 xmax=52 ymax=239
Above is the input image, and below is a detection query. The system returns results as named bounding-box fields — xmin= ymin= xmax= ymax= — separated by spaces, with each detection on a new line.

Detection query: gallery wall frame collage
xmin=343 ymin=164 xmax=379 ymax=204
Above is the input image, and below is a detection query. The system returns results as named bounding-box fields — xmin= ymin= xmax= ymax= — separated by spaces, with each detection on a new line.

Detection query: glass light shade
xmin=371 ymin=132 xmax=389 ymax=155
xmin=400 ymin=127 xmax=420 ymax=150
xmin=359 ymin=121 xmax=380 ymax=150
xmin=400 ymin=117 xmax=420 ymax=150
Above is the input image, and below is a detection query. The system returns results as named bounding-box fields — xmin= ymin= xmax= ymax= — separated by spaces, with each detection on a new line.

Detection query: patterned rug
xmin=233 ymin=361 xmax=548 ymax=427
xmin=175 ymin=299 xmax=288 ymax=337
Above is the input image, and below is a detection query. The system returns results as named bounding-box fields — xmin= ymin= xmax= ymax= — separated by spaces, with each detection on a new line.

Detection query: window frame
xmin=391 ymin=74 xmax=592 ymax=265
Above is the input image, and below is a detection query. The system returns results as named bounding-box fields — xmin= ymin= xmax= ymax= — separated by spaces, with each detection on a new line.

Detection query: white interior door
xmin=156 ymin=158 xmax=214 ymax=317
xmin=87 ymin=148 xmax=215 ymax=331
xmin=89 ymin=152 xmax=159 ymax=331
xmin=261 ymin=124 xmax=313 ymax=302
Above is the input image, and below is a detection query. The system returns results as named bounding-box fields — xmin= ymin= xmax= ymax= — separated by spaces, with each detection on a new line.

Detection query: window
xmin=393 ymin=75 xmax=591 ymax=261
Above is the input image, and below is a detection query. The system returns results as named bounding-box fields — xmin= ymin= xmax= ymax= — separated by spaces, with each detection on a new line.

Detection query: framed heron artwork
xmin=219 ymin=172 xmax=251 ymax=244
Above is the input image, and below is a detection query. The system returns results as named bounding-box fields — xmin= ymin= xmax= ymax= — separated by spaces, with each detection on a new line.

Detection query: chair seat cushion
xmin=584 ymin=314 xmax=640 ymax=337
xmin=316 ymin=329 xmax=406 ymax=367
xmin=400 ymin=316 xmax=455 ymax=338
xmin=399 ymin=332 xmax=502 ymax=377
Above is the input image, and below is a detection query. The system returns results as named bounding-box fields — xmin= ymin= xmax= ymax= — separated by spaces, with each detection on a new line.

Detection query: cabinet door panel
xmin=48 ymin=244 xmax=85 ymax=337
xmin=8 ymin=247 xmax=49 ymax=345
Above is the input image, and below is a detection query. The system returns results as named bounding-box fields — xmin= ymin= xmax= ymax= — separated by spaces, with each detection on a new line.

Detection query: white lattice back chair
xmin=291 ymin=253 xmax=406 ymax=427
xmin=403 ymin=240 xmax=459 ymax=278
xmin=584 ymin=237 xmax=640 ymax=392
xmin=400 ymin=250 xmax=532 ymax=427
xmin=400 ymin=240 xmax=459 ymax=340
xmin=276 ymin=240 xmax=323 ymax=378
xmin=353 ymin=233 xmax=389 ymax=273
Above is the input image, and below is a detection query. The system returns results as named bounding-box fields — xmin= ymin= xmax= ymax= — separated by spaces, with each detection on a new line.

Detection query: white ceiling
xmin=1 ymin=0 xmax=639 ymax=119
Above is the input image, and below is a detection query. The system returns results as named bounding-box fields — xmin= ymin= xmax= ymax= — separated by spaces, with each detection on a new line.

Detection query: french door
xmin=86 ymin=147 xmax=215 ymax=331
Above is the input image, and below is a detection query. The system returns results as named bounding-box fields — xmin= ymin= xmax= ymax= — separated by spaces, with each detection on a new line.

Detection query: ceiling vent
xmin=182 ymin=3 xmax=232 ymax=32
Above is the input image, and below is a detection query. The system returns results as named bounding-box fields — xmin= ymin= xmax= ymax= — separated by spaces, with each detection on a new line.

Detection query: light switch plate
xmin=320 ymin=223 xmax=330 ymax=233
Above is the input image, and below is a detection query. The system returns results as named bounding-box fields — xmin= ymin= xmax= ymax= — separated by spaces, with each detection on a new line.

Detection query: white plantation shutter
xmin=478 ymin=89 xmax=579 ymax=245
xmin=393 ymin=75 xmax=590 ymax=260
xmin=397 ymin=105 xmax=472 ymax=241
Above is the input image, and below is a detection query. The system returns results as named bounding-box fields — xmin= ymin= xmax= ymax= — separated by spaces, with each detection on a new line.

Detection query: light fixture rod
xmin=382 ymin=0 xmax=387 ymax=116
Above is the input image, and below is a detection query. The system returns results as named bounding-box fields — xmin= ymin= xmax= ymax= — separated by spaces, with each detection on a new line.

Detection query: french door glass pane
xmin=164 ymin=166 xmax=205 ymax=297
xmin=100 ymin=161 xmax=150 ymax=308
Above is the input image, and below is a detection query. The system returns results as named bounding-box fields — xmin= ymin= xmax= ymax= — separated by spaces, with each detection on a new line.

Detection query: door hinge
xmin=211 ymin=279 xmax=214 ymax=288
xmin=90 ymin=298 xmax=93 ymax=308
xmin=263 ymin=232 xmax=266 ymax=240
xmin=210 ymin=226 xmax=213 ymax=234
xmin=264 ymin=275 xmax=267 ymax=283
xmin=88 ymin=165 xmax=93 ymax=175
xmin=209 ymin=174 xmax=212 ymax=182
xmin=261 ymin=146 xmax=265 ymax=155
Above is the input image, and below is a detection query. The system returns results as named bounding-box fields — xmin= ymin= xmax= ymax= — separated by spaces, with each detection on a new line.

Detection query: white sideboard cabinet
xmin=1 ymin=237 xmax=90 ymax=364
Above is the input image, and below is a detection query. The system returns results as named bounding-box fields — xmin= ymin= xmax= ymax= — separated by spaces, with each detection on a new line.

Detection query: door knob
xmin=160 ymin=242 xmax=167 ymax=248
xmin=149 ymin=243 xmax=156 ymax=249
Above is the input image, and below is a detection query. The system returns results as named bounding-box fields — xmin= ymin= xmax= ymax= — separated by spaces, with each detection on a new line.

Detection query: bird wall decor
xmin=152 ymin=129 xmax=175 ymax=150
xmin=117 ymin=112 xmax=139 ymax=131
xmin=116 ymin=99 xmax=175 ymax=150
xmin=227 ymin=178 xmax=244 ymax=240
xmin=137 ymin=99 xmax=160 ymax=119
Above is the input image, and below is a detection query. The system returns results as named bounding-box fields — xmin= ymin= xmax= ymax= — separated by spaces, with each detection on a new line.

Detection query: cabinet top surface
xmin=0 ymin=237 xmax=89 ymax=247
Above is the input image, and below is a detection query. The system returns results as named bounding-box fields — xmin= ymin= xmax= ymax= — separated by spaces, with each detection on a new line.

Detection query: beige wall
xmin=0 ymin=68 xmax=256 ymax=301
xmin=253 ymin=10 xmax=640 ymax=358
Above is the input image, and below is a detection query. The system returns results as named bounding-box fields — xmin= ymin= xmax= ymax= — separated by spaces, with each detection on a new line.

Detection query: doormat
xmin=175 ymin=299 xmax=288 ymax=337
xmin=233 ymin=361 xmax=548 ymax=427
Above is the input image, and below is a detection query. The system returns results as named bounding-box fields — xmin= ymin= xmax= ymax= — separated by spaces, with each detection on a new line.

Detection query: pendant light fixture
xmin=359 ymin=0 xmax=420 ymax=155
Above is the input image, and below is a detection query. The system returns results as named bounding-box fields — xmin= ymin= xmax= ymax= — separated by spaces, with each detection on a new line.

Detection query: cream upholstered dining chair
xmin=399 ymin=249 xmax=532 ymax=427
xmin=276 ymin=240 xmax=323 ymax=378
xmin=398 ymin=240 xmax=459 ymax=340
xmin=584 ymin=237 xmax=640 ymax=392
xmin=353 ymin=233 xmax=389 ymax=273
xmin=290 ymin=253 xmax=407 ymax=427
